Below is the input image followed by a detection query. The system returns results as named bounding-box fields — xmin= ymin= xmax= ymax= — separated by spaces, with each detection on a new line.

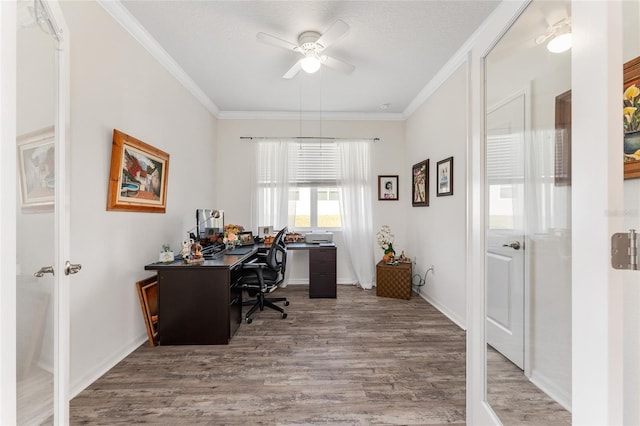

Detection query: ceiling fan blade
xmin=316 ymin=19 xmax=349 ymax=49
xmin=282 ymin=60 xmax=302 ymax=79
xmin=256 ymin=32 xmax=299 ymax=52
xmin=321 ymin=55 xmax=355 ymax=74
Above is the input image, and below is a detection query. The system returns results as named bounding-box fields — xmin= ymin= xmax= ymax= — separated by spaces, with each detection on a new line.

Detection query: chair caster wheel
xmin=281 ymin=313 xmax=287 ymax=319
xmin=246 ymin=318 xmax=253 ymax=324
xmin=284 ymin=301 xmax=290 ymax=306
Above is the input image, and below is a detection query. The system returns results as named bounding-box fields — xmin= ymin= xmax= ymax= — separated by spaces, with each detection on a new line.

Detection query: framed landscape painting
xmin=107 ymin=129 xmax=170 ymax=213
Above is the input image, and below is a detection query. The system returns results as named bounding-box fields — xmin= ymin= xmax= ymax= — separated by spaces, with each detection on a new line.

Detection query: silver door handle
xmin=34 ymin=266 xmax=54 ymax=277
xmin=65 ymin=260 xmax=82 ymax=275
xmin=502 ymin=241 xmax=521 ymax=250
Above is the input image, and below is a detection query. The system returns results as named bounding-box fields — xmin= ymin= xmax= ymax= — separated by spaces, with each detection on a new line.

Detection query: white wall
xmin=216 ymin=118 xmax=406 ymax=285
xmin=405 ymin=64 xmax=468 ymax=328
xmin=59 ymin=1 xmax=218 ymax=396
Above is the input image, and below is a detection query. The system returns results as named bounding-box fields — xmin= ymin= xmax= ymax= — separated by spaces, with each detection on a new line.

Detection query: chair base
xmin=243 ymin=292 xmax=289 ymax=323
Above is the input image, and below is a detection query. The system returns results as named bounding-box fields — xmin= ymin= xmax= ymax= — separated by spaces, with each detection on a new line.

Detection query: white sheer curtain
xmin=336 ymin=139 xmax=375 ymax=289
xmin=255 ymin=139 xmax=293 ymax=231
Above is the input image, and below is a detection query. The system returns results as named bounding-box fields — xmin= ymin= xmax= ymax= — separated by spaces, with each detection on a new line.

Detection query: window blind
xmin=486 ymin=132 xmax=524 ymax=182
xmin=288 ymin=141 xmax=338 ymax=185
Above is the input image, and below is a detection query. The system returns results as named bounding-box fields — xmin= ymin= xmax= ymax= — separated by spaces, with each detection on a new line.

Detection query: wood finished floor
xmin=70 ymin=285 xmax=570 ymax=425
xmin=71 ymin=285 xmax=466 ymax=425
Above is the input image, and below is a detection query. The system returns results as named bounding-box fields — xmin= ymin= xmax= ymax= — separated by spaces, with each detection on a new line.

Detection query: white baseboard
xmin=283 ymin=279 xmax=356 ymax=286
xmin=70 ymin=334 xmax=147 ymax=399
xmin=418 ymin=291 xmax=467 ymax=331
xmin=529 ymin=370 xmax=572 ymax=412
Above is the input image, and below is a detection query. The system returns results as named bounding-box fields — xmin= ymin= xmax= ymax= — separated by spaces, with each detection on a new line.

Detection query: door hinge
xmin=611 ymin=229 xmax=638 ymax=270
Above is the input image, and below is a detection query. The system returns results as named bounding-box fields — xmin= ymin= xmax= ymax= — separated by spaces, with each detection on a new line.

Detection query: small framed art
xmin=107 ymin=129 xmax=170 ymax=213
xmin=412 ymin=159 xmax=429 ymax=207
xmin=436 ymin=157 xmax=454 ymax=197
xmin=378 ymin=175 xmax=399 ymax=200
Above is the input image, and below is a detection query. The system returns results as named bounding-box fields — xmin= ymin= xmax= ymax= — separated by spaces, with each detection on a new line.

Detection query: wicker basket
xmin=376 ymin=261 xmax=412 ymax=300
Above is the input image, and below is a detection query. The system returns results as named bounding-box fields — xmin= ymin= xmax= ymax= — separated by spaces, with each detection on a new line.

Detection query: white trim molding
xmin=97 ymin=0 xmax=220 ymax=117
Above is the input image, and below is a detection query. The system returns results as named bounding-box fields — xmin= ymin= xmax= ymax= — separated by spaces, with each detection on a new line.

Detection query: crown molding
xmin=217 ymin=110 xmax=406 ymax=121
xmin=97 ymin=0 xmax=220 ymax=117
xmin=403 ymin=9 xmax=491 ymax=117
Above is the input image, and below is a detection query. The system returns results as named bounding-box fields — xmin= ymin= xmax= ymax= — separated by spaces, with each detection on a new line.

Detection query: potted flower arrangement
xmin=376 ymin=225 xmax=396 ymax=263
xmin=223 ymin=224 xmax=244 ymax=249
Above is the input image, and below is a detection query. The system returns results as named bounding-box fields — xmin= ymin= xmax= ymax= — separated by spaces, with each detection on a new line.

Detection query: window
xmin=257 ymin=140 xmax=342 ymax=230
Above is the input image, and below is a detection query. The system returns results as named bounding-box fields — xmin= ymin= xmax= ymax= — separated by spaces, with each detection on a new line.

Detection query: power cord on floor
xmin=412 ymin=265 xmax=434 ymax=295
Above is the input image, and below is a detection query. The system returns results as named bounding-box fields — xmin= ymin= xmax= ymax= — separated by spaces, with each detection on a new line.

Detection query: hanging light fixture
xmin=535 ymin=17 xmax=572 ymax=53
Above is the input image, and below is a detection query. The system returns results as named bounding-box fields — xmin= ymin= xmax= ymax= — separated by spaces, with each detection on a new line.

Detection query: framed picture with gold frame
xmin=107 ymin=129 xmax=169 ymax=212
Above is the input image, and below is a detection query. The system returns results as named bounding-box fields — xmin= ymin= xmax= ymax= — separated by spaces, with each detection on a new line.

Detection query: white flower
xmin=376 ymin=225 xmax=394 ymax=250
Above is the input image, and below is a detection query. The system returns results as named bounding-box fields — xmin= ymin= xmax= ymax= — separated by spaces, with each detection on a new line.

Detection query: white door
xmin=486 ymin=93 xmax=526 ymax=369
xmin=15 ymin=0 xmax=72 ymax=423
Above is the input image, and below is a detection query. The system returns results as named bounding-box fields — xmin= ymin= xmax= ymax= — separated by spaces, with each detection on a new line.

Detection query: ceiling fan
xmin=257 ymin=19 xmax=355 ymax=79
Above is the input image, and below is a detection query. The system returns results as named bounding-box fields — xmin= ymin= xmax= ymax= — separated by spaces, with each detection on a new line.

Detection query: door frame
xmin=467 ymin=0 xmax=625 ymax=424
xmin=0 ymin=0 xmax=71 ymax=423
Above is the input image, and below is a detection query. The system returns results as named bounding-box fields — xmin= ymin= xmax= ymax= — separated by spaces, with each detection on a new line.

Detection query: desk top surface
xmin=145 ymin=242 xmax=336 ymax=270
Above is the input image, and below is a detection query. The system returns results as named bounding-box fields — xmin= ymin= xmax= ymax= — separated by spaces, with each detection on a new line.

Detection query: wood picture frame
xmin=624 ymin=56 xmax=640 ymax=179
xmin=135 ymin=275 xmax=159 ymax=347
xmin=555 ymin=90 xmax=572 ymax=186
xmin=107 ymin=129 xmax=169 ymax=212
xmin=436 ymin=157 xmax=453 ymax=197
xmin=378 ymin=175 xmax=399 ymax=200
xmin=412 ymin=159 xmax=429 ymax=207
xmin=17 ymin=126 xmax=55 ymax=212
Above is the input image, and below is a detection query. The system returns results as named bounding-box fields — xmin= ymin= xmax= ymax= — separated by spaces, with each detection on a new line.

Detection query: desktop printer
xmin=304 ymin=232 xmax=334 ymax=244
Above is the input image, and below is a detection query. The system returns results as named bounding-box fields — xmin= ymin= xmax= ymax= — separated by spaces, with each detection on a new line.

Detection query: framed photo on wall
xmin=378 ymin=175 xmax=399 ymax=200
xmin=107 ymin=129 xmax=170 ymax=213
xmin=436 ymin=157 xmax=453 ymax=197
xmin=412 ymin=159 xmax=429 ymax=207
xmin=17 ymin=126 xmax=55 ymax=212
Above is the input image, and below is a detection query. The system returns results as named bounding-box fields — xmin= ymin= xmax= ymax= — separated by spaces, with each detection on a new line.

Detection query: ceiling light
xmin=535 ymin=17 xmax=572 ymax=54
xmin=547 ymin=32 xmax=572 ymax=53
xmin=301 ymin=54 xmax=321 ymax=74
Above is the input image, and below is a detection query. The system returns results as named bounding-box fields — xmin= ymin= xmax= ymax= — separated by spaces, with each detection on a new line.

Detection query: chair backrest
xmin=266 ymin=227 xmax=287 ymax=283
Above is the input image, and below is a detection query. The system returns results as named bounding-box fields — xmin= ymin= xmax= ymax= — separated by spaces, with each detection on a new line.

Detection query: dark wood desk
xmin=144 ymin=252 xmax=252 ymax=345
xmin=144 ymin=242 xmax=337 ymax=345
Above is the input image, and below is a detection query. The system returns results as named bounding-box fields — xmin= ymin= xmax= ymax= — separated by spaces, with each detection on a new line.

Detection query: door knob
xmin=502 ymin=241 xmax=521 ymax=250
xmin=34 ymin=266 xmax=54 ymax=277
xmin=65 ymin=260 xmax=82 ymax=275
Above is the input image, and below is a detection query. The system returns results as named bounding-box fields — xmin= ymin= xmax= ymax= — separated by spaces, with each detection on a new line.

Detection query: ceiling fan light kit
xmin=257 ymin=19 xmax=354 ymax=79
xmin=535 ymin=17 xmax=572 ymax=54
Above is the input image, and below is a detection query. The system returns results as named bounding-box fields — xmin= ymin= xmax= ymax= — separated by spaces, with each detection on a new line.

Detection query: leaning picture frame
xmin=412 ymin=159 xmax=429 ymax=207
xmin=107 ymin=129 xmax=170 ymax=213
xmin=436 ymin=157 xmax=453 ymax=197
xmin=378 ymin=175 xmax=399 ymax=200
xmin=17 ymin=126 xmax=55 ymax=212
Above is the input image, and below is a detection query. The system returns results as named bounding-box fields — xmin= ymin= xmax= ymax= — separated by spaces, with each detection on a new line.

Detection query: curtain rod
xmin=240 ymin=136 xmax=379 ymax=142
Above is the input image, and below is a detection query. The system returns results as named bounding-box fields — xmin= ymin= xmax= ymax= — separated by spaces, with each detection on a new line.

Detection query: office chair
xmin=240 ymin=227 xmax=289 ymax=324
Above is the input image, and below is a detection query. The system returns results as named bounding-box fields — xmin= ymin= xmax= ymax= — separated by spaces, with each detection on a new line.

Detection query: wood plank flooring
xmin=70 ymin=285 xmax=571 ymax=425
xmin=71 ymin=285 xmax=466 ymax=425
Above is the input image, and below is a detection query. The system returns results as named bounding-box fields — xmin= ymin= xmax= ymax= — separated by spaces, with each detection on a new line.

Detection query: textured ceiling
xmin=117 ymin=1 xmax=501 ymax=118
